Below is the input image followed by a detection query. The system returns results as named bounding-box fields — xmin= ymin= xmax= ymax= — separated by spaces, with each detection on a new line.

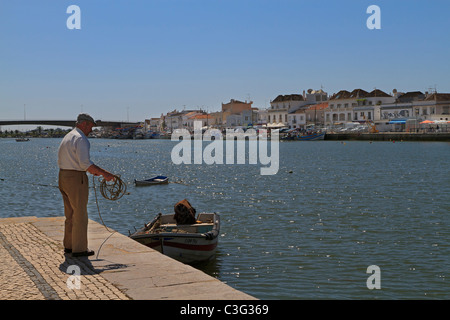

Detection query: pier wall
xmin=325 ymin=133 xmax=450 ymax=142
xmin=0 ymin=217 xmax=256 ymax=300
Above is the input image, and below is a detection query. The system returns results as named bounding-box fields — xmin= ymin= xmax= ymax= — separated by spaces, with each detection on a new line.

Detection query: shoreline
xmin=3 ymin=132 xmax=450 ymax=142
xmin=324 ymin=132 xmax=450 ymax=142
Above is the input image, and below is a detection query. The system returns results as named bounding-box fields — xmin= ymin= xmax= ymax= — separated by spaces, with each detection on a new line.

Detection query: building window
xmin=442 ymin=106 xmax=449 ymax=115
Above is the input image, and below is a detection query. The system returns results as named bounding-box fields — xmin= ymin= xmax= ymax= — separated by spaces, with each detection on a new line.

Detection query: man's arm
xmin=87 ymin=164 xmax=115 ymax=181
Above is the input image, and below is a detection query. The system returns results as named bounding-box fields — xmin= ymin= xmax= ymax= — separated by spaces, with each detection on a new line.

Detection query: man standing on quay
xmin=57 ymin=113 xmax=115 ymax=257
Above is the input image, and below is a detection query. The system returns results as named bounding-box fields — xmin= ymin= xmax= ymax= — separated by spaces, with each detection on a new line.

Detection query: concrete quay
xmin=325 ymin=132 xmax=450 ymax=141
xmin=0 ymin=216 xmax=256 ymax=300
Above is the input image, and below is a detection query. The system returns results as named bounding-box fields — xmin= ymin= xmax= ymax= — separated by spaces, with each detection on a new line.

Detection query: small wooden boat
xmin=15 ymin=138 xmax=30 ymax=142
xmin=281 ymin=131 xmax=325 ymax=141
xmin=129 ymin=212 xmax=220 ymax=264
xmin=296 ymin=132 xmax=325 ymax=141
xmin=134 ymin=175 xmax=169 ymax=186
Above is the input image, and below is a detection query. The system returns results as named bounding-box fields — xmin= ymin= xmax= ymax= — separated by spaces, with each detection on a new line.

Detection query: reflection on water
xmin=0 ymin=138 xmax=449 ymax=299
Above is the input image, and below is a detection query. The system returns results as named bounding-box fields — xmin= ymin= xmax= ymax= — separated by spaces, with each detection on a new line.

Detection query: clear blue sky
xmin=1 ymin=0 xmax=449 ymax=124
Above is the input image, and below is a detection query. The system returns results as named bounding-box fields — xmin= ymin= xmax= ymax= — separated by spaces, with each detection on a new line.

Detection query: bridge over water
xmin=0 ymin=120 xmax=140 ymax=128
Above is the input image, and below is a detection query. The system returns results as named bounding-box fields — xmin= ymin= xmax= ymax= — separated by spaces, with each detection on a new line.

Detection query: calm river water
xmin=0 ymin=137 xmax=448 ymax=299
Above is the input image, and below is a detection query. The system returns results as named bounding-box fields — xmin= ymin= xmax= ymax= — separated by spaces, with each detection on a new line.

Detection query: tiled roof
xmin=329 ymin=90 xmax=351 ymax=100
xmin=330 ymin=89 xmax=391 ymax=100
xmin=424 ymin=93 xmax=450 ymax=101
xmin=189 ymin=114 xmax=213 ymax=119
xmin=349 ymin=89 xmax=370 ymax=98
xmin=272 ymin=94 xmax=304 ymax=102
xmin=368 ymin=89 xmax=391 ymax=97
xmin=223 ymin=99 xmax=249 ymax=105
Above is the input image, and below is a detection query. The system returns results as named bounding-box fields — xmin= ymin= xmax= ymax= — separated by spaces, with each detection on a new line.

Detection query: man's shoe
xmin=72 ymin=249 xmax=95 ymax=257
xmin=64 ymin=248 xmax=72 ymax=254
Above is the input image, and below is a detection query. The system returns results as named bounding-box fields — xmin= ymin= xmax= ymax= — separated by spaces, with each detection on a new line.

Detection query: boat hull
xmin=296 ymin=133 xmax=325 ymax=141
xmin=134 ymin=176 xmax=169 ymax=186
xmin=129 ymin=213 xmax=220 ymax=264
xmin=134 ymin=235 xmax=218 ymax=264
xmin=282 ymin=132 xmax=325 ymax=141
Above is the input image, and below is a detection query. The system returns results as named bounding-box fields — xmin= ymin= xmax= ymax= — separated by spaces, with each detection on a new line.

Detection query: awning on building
xmin=389 ymin=120 xmax=406 ymax=124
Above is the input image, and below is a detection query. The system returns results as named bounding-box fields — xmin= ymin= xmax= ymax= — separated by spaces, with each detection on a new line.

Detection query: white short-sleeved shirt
xmin=57 ymin=128 xmax=94 ymax=171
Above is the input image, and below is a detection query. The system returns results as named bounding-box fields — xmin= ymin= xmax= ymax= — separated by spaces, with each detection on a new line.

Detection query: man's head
xmin=76 ymin=113 xmax=97 ymax=136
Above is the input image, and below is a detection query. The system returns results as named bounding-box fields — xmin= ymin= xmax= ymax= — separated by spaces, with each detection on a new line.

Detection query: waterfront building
xmin=269 ymin=94 xmax=304 ymax=127
xmin=287 ymin=109 xmax=306 ymax=129
xmin=144 ymin=118 xmax=162 ymax=132
xmin=164 ymin=110 xmax=184 ymax=131
xmin=377 ymin=91 xmax=450 ymax=132
xmin=303 ymin=89 xmax=328 ymax=104
xmin=163 ymin=109 xmax=202 ymax=131
xmin=412 ymin=93 xmax=450 ymax=121
xmin=255 ymin=108 xmax=268 ymax=126
xmin=325 ymin=88 xmax=394 ymax=127
xmin=377 ymin=91 xmax=423 ymax=131
xmin=324 ymin=90 xmax=353 ymax=125
xmin=269 ymin=89 xmax=328 ymax=128
xmin=208 ymin=111 xmax=224 ymax=128
xmin=305 ymin=102 xmax=328 ymax=127
xmin=225 ymin=109 xmax=258 ymax=128
xmin=186 ymin=113 xmax=213 ymax=130
xmin=146 ymin=88 xmax=449 ymax=135
xmin=221 ymin=99 xmax=254 ymax=125
xmin=352 ymin=89 xmax=394 ymax=122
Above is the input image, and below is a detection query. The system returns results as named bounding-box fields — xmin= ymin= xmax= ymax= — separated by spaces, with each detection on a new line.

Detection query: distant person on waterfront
xmin=57 ymin=113 xmax=116 ymax=257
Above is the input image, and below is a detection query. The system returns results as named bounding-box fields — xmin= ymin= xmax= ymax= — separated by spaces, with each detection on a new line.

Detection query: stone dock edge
xmin=0 ymin=216 xmax=256 ymax=300
xmin=324 ymin=132 xmax=450 ymax=141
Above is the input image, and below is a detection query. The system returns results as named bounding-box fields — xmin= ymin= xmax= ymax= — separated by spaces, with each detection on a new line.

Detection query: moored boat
xmin=296 ymin=132 xmax=325 ymax=141
xmin=134 ymin=175 xmax=169 ymax=186
xmin=129 ymin=212 xmax=220 ymax=264
xmin=281 ymin=130 xmax=325 ymax=141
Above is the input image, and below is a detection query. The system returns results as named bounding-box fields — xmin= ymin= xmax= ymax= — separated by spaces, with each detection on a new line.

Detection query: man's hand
xmin=87 ymin=164 xmax=115 ymax=181
xmin=103 ymin=172 xmax=116 ymax=182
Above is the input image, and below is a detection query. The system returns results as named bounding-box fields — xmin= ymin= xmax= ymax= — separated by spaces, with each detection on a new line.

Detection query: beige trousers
xmin=58 ymin=169 xmax=89 ymax=253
